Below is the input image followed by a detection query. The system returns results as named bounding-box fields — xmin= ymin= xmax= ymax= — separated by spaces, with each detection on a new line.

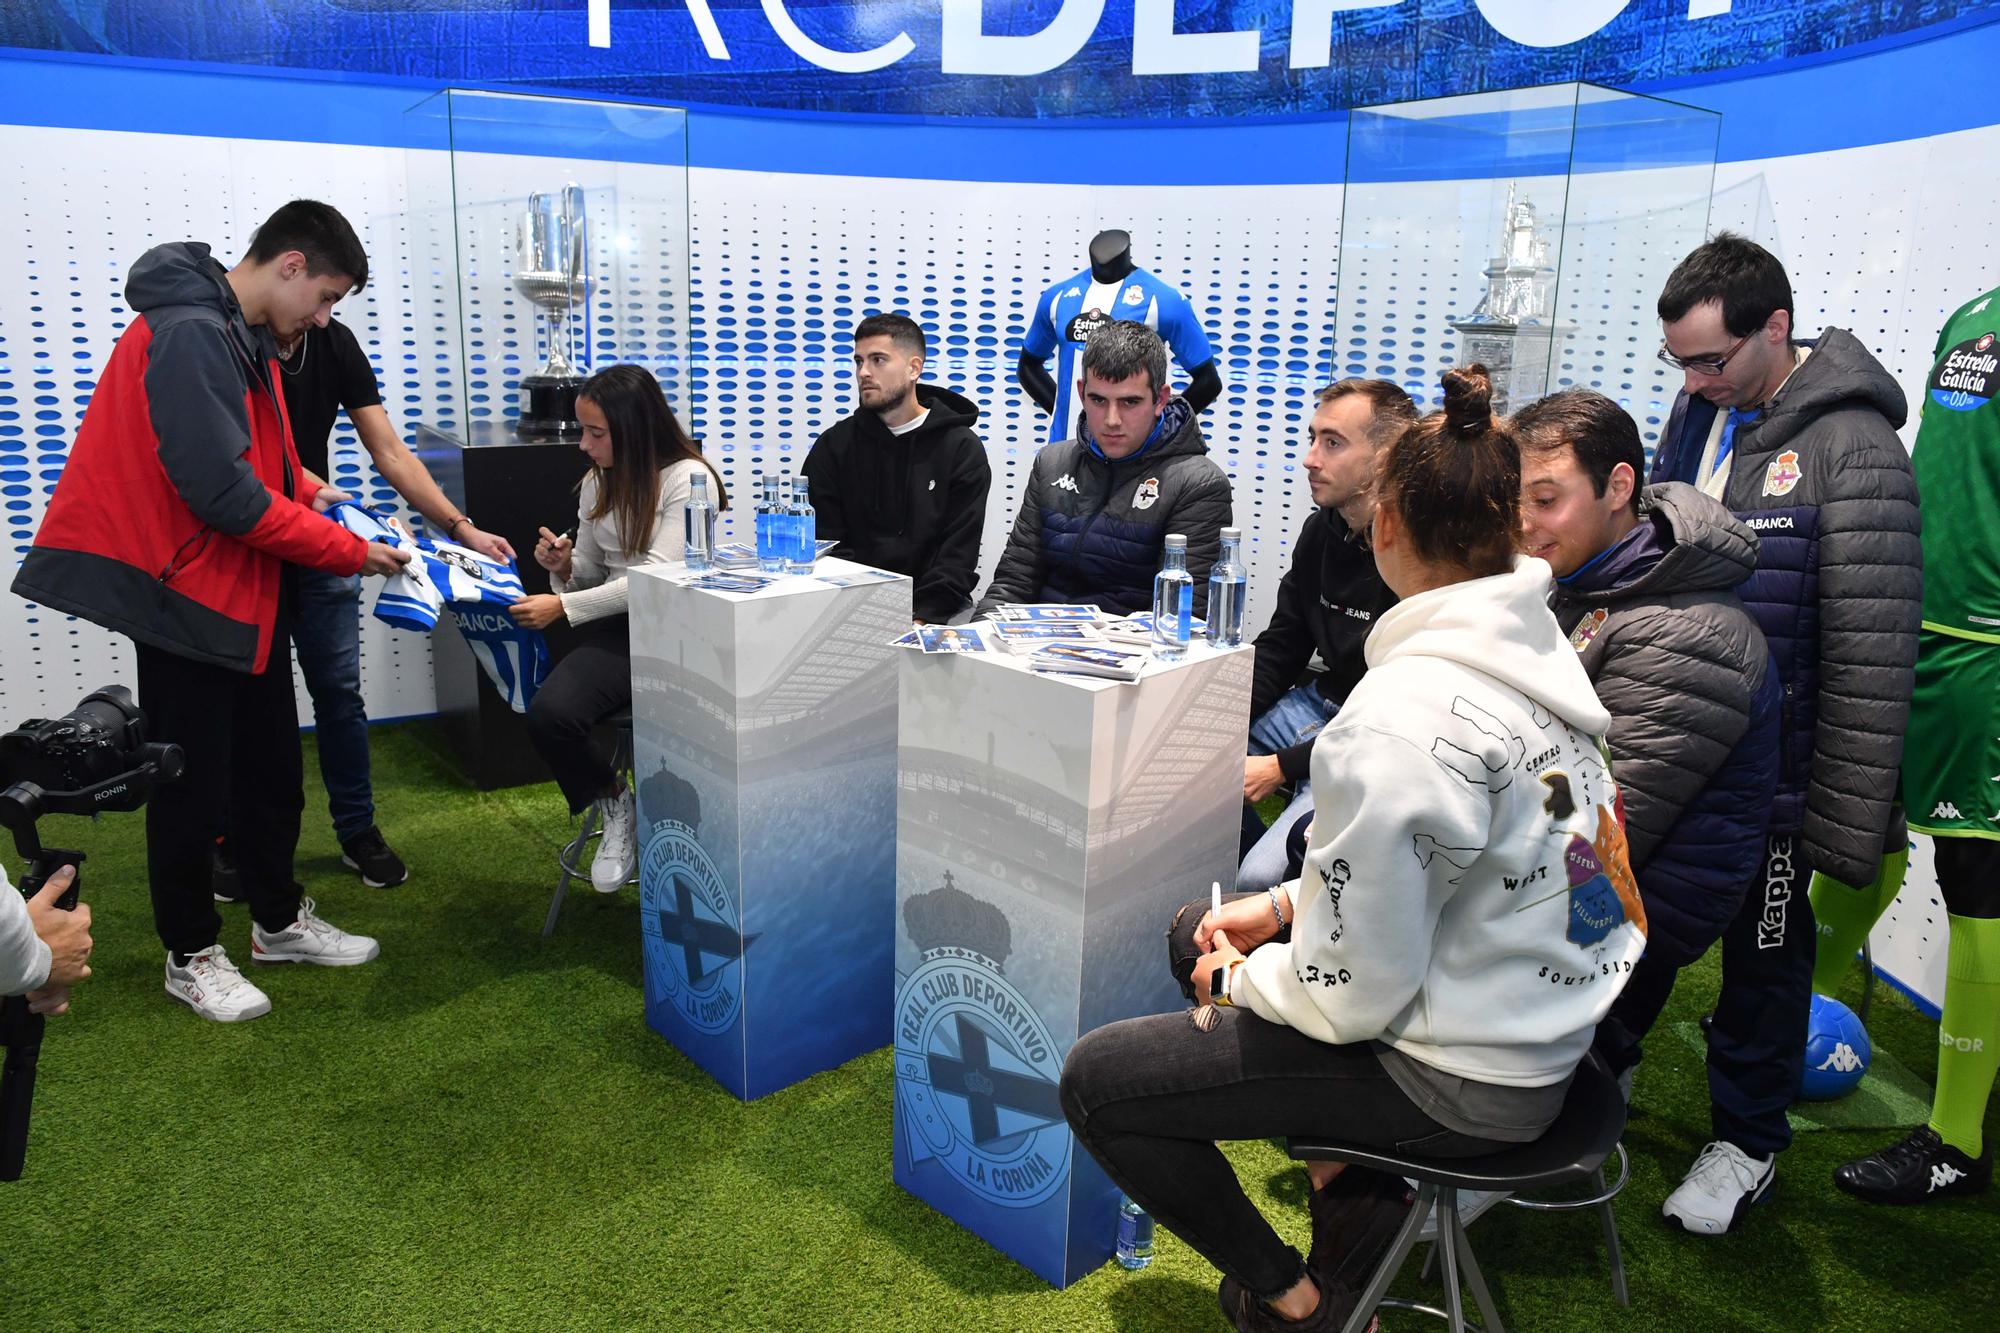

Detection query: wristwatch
xmin=1208 ymin=958 xmax=1242 ymax=1007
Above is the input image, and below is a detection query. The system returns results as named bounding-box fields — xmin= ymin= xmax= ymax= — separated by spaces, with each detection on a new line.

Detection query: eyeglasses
xmin=1658 ymin=331 xmax=1751 ymax=376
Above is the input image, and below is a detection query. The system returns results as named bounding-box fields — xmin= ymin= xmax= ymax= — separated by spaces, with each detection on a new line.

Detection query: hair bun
xmin=1439 ymin=364 xmax=1495 ymax=439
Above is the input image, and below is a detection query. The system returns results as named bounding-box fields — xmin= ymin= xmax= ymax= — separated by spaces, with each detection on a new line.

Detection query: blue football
xmin=1799 ymin=992 xmax=1872 ymax=1100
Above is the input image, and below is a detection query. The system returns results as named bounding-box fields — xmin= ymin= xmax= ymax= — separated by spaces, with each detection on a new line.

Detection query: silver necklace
xmin=278 ymin=331 xmax=309 ymax=377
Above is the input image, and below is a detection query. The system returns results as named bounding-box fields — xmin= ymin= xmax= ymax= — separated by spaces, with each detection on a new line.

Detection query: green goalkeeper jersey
xmin=1914 ymin=283 xmax=2000 ymax=642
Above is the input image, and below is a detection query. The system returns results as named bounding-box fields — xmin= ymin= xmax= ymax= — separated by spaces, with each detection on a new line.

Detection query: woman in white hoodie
xmin=1059 ymin=366 xmax=1646 ymax=1333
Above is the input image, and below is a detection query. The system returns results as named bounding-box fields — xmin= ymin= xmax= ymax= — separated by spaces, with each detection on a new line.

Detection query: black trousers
xmin=525 ymin=617 xmax=631 ymax=815
xmin=133 ymin=637 xmax=306 ymax=954
xmin=1592 ymin=833 xmax=1815 ymax=1158
xmin=1060 ymin=895 xmax=1499 ymax=1300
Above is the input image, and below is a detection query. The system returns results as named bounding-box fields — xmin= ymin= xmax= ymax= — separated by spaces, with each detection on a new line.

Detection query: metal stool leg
xmin=546 ymin=801 xmax=602 ymax=938
xmin=1592 ymin=1167 xmax=1630 ymax=1307
xmin=1448 ymin=1200 xmax=1504 ymax=1333
xmin=1435 ymin=1187 xmax=1470 ymax=1333
xmin=1345 ymin=1182 xmax=1437 ymax=1333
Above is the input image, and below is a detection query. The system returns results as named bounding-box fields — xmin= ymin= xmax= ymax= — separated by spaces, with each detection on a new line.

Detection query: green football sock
xmin=1930 ymin=913 xmax=2000 ymax=1158
xmin=1808 ymin=850 xmax=1909 ymax=995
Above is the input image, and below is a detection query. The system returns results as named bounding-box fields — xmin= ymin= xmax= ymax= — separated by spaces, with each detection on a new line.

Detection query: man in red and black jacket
xmin=12 ymin=200 xmax=409 ymax=1023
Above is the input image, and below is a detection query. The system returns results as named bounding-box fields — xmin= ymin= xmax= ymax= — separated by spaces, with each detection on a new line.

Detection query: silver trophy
xmin=513 ymin=184 xmax=593 ymax=437
xmin=1448 ymin=184 xmax=1574 ymax=412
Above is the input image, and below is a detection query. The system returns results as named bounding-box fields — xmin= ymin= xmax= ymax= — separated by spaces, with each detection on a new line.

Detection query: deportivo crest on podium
xmin=640 ymin=820 xmax=748 ymax=1035
xmin=895 ymin=872 xmax=1069 ymax=1208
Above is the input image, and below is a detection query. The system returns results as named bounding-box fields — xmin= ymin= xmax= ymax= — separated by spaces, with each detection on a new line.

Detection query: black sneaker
xmin=1217 ymin=1273 xmax=1366 ymax=1333
xmin=212 ymin=841 xmax=242 ymax=904
xmin=1834 ymin=1126 xmax=1991 ymax=1205
xmin=339 ymin=826 xmax=409 ymax=888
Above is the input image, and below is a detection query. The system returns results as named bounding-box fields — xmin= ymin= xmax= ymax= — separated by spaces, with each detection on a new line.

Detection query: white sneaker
xmin=1414 ymin=1187 xmax=1511 ymax=1241
xmin=1662 ymin=1140 xmax=1775 ymax=1235
xmin=165 ymin=945 xmax=272 ymax=1022
xmin=590 ymin=787 xmax=638 ymax=893
xmin=250 ymin=896 xmax=381 ymax=967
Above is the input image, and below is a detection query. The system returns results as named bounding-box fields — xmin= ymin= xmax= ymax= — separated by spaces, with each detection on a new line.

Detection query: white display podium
xmin=628 ymin=558 xmax=911 ymax=1100
xmin=891 ymin=635 xmax=1254 ymax=1286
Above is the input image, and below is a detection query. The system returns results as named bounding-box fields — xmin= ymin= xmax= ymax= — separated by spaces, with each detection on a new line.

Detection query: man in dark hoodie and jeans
xmin=1516 ymin=389 xmax=1781 ymax=1234
xmin=804 ymin=313 xmax=990 ymax=623
xmin=976 ymin=320 xmax=1232 ymax=617
xmin=1235 ymin=378 xmax=1415 ymax=890
xmin=13 ymin=200 xmax=409 ymax=1024
xmin=1643 ymin=234 xmax=1922 ymax=1232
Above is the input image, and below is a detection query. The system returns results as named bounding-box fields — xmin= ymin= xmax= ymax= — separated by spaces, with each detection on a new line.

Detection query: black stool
xmin=1286 ymin=1056 xmax=1630 ymax=1333
xmin=546 ymin=710 xmax=635 ymax=937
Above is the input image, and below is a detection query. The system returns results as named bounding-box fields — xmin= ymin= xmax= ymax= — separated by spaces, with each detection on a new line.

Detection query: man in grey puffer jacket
xmin=1518 ymin=390 xmax=1783 ymax=1237
xmin=1647 ymin=235 xmax=1921 ymax=1234
xmin=976 ymin=321 xmax=1232 ymax=617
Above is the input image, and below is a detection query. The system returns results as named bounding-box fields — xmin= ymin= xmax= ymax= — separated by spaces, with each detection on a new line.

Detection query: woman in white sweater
xmin=508 ymin=365 xmax=726 ymax=892
xmin=1060 ymin=367 xmax=1647 ymax=1333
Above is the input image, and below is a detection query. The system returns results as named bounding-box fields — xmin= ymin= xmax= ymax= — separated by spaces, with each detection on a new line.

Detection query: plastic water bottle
xmin=1151 ymin=533 xmax=1194 ymax=662
xmin=1206 ymin=526 xmax=1246 ymax=648
xmin=1115 ymin=1196 xmax=1155 ymax=1270
xmin=683 ymin=472 xmax=716 ymax=573
xmin=754 ymin=474 xmax=786 ymax=573
xmin=786 ymin=477 xmax=817 ymax=574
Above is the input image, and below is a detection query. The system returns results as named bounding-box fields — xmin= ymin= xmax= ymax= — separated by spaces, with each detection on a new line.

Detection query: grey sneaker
xmin=250 ymin=897 xmax=381 ymax=967
xmin=165 ymin=945 xmax=272 ymax=1022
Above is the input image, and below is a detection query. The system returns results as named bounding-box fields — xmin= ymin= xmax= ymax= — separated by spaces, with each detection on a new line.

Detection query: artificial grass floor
xmin=5 ymin=721 xmax=1996 ymax=1331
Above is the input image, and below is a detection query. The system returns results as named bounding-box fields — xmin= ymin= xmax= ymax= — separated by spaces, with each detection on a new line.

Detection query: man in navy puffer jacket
xmin=1518 ymin=390 xmax=1782 ymax=1237
xmin=976 ymin=320 xmax=1232 ymax=617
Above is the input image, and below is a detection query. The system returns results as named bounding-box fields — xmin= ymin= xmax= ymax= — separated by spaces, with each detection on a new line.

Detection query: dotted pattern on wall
xmin=0 ymin=127 xmax=439 ymax=730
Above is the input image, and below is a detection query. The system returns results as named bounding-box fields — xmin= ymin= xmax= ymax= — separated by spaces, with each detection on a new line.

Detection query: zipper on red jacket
xmin=159 ymin=527 xmax=213 ymax=584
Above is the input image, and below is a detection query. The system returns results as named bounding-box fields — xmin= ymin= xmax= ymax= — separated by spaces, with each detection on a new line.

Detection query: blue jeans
xmin=291 ymin=567 xmax=375 ymax=844
xmin=1238 ymin=681 xmax=1337 ymax=890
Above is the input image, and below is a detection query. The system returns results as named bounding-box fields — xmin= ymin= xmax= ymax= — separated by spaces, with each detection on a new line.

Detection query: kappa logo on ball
xmin=1762 ymin=450 xmax=1802 ymax=497
xmin=894 ymin=872 xmax=1069 ymax=1209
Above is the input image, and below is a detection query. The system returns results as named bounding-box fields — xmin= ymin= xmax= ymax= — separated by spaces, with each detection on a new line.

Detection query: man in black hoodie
xmin=804 ymin=314 xmax=990 ymax=623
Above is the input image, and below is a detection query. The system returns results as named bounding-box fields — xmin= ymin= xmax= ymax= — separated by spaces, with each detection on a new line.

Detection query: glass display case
xmin=404 ymin=89 xmax=690 ymax=438
xmin=1332 ymin=83 xmax=1719 ymax=441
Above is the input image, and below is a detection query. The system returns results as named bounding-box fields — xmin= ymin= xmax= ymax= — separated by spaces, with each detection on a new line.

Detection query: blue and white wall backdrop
xmin=3 ymin=8 xmax=1999 ymax=1008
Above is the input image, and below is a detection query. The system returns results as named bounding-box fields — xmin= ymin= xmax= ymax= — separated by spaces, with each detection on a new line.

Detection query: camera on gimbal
xmin=1 ymin=685 xmax=182 ymax=1181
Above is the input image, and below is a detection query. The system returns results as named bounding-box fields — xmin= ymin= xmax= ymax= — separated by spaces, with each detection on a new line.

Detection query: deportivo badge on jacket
xmin=1762 ymin=450 xmax=1802 ymax=497
xmin=1134 ymin=477 xmax=1161 ymax=510
xmin=1569 ymin=608 xmax=1608 ymax=652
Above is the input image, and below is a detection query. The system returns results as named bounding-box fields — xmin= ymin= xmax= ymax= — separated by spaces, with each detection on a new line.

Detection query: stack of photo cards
xmin=1025 ymin=641 xmax=1148 ymax=683
xmin=990 ymin=602 xmax=1105 ymax=626
xmin=688 ymin=572 xmax=778 ymax=595
xmin=917 ymin=625 xmax=986 ymax=654
xmin=708 ymin=542 xmax=761 ymax=572
xmin=1101 ymin=611 xmax=1206 ymax=645
xmin=987 ymin=620 xmax=1107 ymax=655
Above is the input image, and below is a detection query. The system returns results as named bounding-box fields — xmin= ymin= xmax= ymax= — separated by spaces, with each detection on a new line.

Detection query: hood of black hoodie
xmin=845 ymin=383 xmax=983 ymax=537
